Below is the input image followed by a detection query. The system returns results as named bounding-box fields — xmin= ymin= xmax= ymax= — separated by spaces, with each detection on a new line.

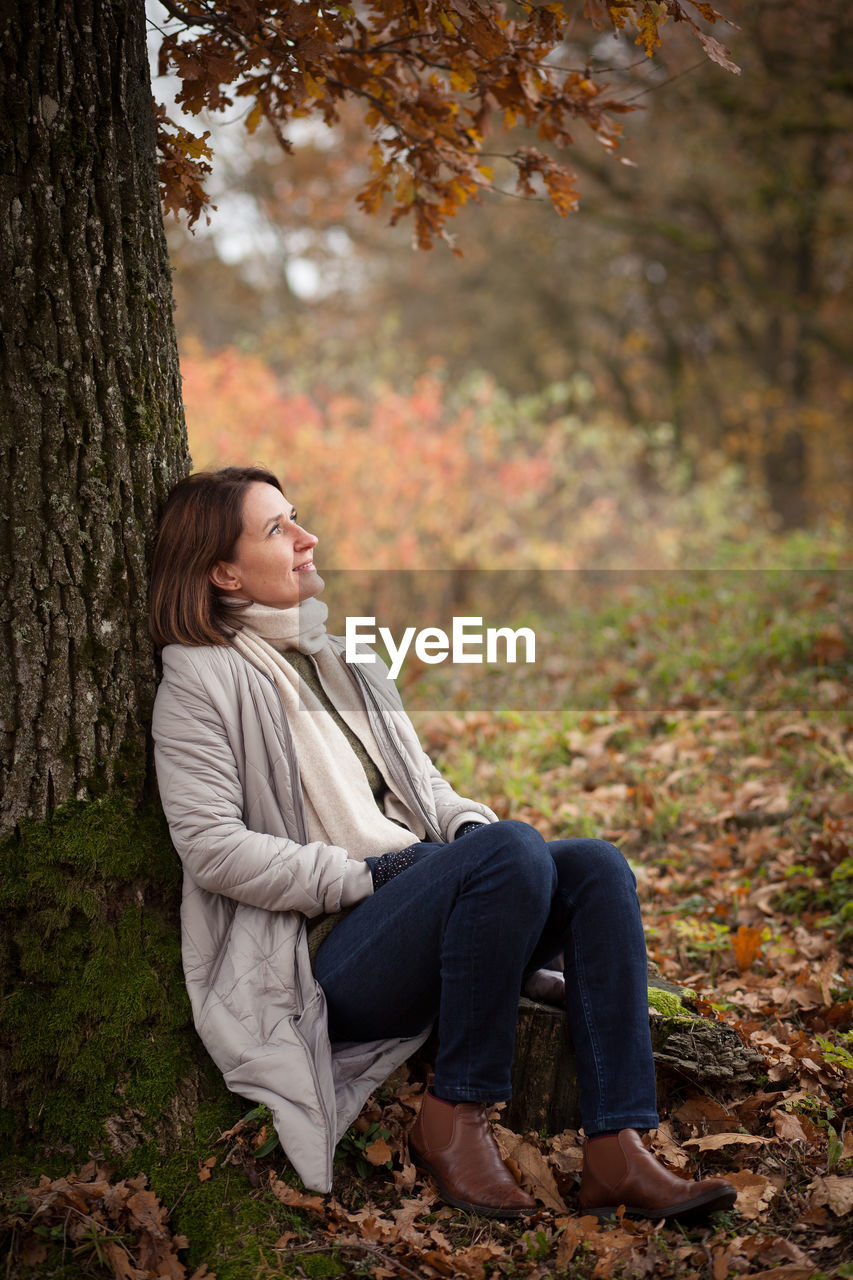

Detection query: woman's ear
xmin=209 ymin=560 xmax=241 ymax=591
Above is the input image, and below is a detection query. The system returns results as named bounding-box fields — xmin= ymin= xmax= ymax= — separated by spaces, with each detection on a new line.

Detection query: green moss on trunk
xmin=646 ymin=985 xmax=692 ymax=1023
xmin=0 ymin=797 xmax=203 ymax=1152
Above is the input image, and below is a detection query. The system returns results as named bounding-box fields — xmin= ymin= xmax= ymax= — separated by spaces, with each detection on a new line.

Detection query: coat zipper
xmin=291 ymin=1017 xmax=337 ymax=1189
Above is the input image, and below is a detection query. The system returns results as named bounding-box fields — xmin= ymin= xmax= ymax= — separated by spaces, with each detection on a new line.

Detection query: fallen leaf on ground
xmin=494 ymin=1125 xmax=568 ymax=1211
xmin=272 ymin=1231 xmax=298 ymax=1248
xmin=588 ymin=1226 xmax=643 ymax=1278
xmin=752 ymin=1236 xmax=814 ymax=1267
xmin=808 ymin=1175 xmax=853 ymax=1216
xmin=648 ymin=1122 xmax=690 ymax=1169
xmin=733 ymin=925 xmax=764 ymax=970
xmin=448 ymin=1242 xmax=506 ymax=1278
xmin=555 ymin=1218 xmax=591 ymax=1267
xmin=127 ymin=1186 xmax=171 ymax=1239
xmin=268 ymin=1174 xmax=327 ymax=1214
xmin=390 ymin=1195 xmax=432 ymax=1244
xmin=392 ymin=1158 xmax=418 ymax=1194
xmin=18 ymin=1238 xmax=49 ymax=1267
xmin=102 ymin=1240 xmax=139 ymax=1280
xmin=744 ymin=1270 xmax=817 ymax=1280
xmin=364 ymin=1136 xmax=393 ymax=1165
xmin=683 ymin=1132 xmax=770 ymax=1150
xmin=547 ymin=1129 xmax=584 ymax=1174
xmin=672 ymin=1097 xmax=738 ymax=1136
xmin=770 ymin=1108 xmax=815 ymax=1144
xmin=726 ymin=1171 xmax=779 ymax=1220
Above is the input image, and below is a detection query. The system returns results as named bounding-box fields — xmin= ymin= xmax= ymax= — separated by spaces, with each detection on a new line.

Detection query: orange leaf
xmin=364 ymin=1136 xmax=393 ymax=1166
xmin=732 ymin=924 xmax=763 ymax=970
xmin=634 ymin=5 xmax=662 ymax=57
xmin=268 ymin=1174 xmax=327 ymax=1214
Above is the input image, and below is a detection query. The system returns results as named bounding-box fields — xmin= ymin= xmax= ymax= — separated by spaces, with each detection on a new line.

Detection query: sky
xmin=146 ymin=0 xmax=344 ymax=297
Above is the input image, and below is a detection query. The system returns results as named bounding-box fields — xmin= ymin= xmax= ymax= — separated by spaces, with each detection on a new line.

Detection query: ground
xmin=1 ymin=566 xmax=851 ymax=1279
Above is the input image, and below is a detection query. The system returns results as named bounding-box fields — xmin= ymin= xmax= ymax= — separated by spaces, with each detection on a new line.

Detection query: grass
xmin=1 ymin=550 xmax=851 ymax=1278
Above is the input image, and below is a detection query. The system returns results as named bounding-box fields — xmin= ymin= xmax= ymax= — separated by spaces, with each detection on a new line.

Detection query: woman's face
xmin=210 ymin=482 xmax=324 ymax=608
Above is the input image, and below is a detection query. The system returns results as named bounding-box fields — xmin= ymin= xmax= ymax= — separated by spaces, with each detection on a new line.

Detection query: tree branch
xmin=158 ymin=0 xmax=218 ymax=29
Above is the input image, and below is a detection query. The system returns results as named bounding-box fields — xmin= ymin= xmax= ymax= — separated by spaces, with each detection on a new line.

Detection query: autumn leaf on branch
xmin=153 ymin=0 xmax=738 ymax=243
xmin=696 ymin=27 xmax=742 ymax=74
xmin=154 ymin=104 xmax=214 ymax=227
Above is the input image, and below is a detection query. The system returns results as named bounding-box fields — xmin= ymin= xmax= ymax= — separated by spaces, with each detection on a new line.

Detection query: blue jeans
xmin=313 ymin=820 xmax=659 ymax=1135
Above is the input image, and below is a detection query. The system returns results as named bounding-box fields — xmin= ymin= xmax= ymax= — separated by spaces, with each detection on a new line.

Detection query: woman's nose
xmin=295 ymin=524 xmax=318 ymax=547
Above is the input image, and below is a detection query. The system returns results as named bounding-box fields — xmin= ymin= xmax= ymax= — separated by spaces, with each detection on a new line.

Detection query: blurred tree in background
xmin=183 ymin=347 xmax=764 ymax=572
xmin=166 ymin=0 xmax=853 ymax=533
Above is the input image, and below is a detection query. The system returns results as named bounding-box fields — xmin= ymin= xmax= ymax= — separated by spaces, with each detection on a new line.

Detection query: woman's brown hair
xmin=149 ymin=466 xmax=283 ymax=648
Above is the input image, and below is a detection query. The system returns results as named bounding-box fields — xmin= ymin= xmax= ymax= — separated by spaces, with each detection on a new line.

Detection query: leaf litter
xmin=3 ymin=1163 xmax=213 ymax=1278
xmin=3 ymin=570 xmax=851 ymax=1277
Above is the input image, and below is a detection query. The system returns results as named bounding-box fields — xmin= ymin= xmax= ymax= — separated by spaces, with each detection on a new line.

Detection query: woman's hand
xmin=453 ymin=821 xmax=486 ymax=839
xmin=364 ymin=842 xmax=443 ymax=889
xmin=364 ymin=821 xmax=489 ymax=890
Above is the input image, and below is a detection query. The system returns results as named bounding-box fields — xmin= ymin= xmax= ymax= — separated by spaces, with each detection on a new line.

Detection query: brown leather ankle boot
xmin=409 ymin=1091 xmax=536 ymax=1218
xmin=579 ymin=1130 xmax=737 ymax=1223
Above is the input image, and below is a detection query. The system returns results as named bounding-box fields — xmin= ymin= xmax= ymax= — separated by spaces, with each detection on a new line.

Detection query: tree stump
xmin=505 ymin=998 xmax=581 ymax=1134
xmin=505 ymin=980 xmax=764 ymax=1135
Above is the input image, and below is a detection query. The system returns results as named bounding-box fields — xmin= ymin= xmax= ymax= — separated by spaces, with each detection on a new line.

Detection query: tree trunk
xmin=506 ymin=992 xmax=765 ymax=1135
xmin=0 ymin=0 xmax=199 ymax=1153
xmin=763 ymin=424 xmax=809 ymax=531
xmin=505 ymin=998 xmax=581 ymax=1135
xmin=0 ymin=0 xmax=189 ymax=839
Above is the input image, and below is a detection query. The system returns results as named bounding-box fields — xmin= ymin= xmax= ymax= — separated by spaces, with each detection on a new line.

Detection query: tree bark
xmin=506 ymin=995 xmax=765 ymax=1135
xmin=505 ymin=998 xmax=581 ymax=1135
xmin=0 ymin=0 xmax=189 ymax=838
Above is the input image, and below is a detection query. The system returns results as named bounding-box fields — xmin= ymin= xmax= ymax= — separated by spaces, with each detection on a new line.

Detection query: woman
xmin=150 ymin=466 xmax=736 ymax=1222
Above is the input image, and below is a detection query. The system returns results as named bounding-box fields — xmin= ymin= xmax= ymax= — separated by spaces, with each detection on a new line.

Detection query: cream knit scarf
xmin=230 ymin=597 xmax=417 ymax=859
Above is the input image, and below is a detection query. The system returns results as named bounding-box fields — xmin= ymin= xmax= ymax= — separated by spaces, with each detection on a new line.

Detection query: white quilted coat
xmin=152 ymin=637 xmax=496 ymax=1191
